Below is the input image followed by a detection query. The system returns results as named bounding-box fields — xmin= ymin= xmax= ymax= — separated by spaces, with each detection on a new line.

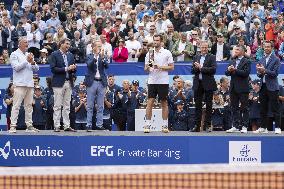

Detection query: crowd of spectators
xmin=0 ymin=0 xmax=284 ymax=131
xmin=0 ymin=0 xmax=283 ymax=64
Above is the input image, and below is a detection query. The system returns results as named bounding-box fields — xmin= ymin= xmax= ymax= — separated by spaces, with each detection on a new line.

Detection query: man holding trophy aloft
xmin=144 ymin=34 xmax=174 ymax=133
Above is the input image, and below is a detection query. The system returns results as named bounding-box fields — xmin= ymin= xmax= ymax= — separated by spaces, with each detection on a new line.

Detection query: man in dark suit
xmin=225 ymin=45 xmax=251 ymax=133
xmin=255 ymin=41 xmax=281 ymax=134
xmin=49 ymin=38 xmax=77 ymax=132
xmin=69 ymin=31 xmax=86 ymax=63
xmin=85 ymin=41 xmax=109 ymax=131
xmin=210 ymin=33 xmax=231 ymax=61
xmin=191 ymin=41 xmax=217 ymax=132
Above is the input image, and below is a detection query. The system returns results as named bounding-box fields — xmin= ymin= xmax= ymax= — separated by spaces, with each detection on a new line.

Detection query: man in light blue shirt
xmin=9 ymin=36 xmax=39 ymax=133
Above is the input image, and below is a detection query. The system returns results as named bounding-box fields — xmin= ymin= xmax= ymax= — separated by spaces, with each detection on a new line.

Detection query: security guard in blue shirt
xmin=127 ymin=80 xmax=145 ymax=131
xmin=172 ymin=100 xmax=189 ymax=131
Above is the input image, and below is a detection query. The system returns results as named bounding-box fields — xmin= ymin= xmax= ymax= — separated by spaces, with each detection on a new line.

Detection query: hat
xmin=33 ymin=74 xmax=39 ymax=79
xmin=217 ymin=33 xmax=223 ymax=37
xmin=34 ymin=85 xmax=41 ymax=90
xmin=252 ymin=0 xmax=258 ymax=4
xmin=143 ymin=13 xmax=150 ymax=17
xmin=267 ymin=16 xmax=273 ymax=19
xmin=132 ymin=80 xmax=139 ymax=86
xmin=138 ymin=23 xmax=144 ymax=27
xmin=231 ymin=1 xmax=237 ymax=5
xmin=253 ymin=18 xmax=261 ymax=24
xmin=115 ymin=15 xmax=122 ymax=20
xmin=40 ymin=48 xmax=48 ymax=53
xmin=175 ymin=100 xmax=184 ymax=106
xmin=96 ymin=15 xmax=103 ymax=20
xmin=221 ymin=5 xmax=227 ymax=8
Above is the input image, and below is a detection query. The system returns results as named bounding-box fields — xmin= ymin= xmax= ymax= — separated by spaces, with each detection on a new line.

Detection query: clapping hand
xmin=193 ymin=62 xmax=201 ymax=70
xmin=228 ymin=65 xmax=235 ymax=72
xmin=27 ymin=53 xmax=35 ymax=65
xmin=68 ymin=64 xmax=76 ymax=71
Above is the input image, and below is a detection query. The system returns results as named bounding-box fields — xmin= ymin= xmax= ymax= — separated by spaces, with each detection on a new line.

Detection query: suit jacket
xmin=171 ymin=40 xmax=195 ymax=61
xmin=85 ymin=53 xmax=109 ymax=88
xmin=210 ymin=43 xmax=231 ymax=61
xmin=191 ymin=54 xmax=217 ymax=91
xmin=70 ymin=39 xmax=86 ymax=63
xmin=225 ymin=57 xmax=251 ymax=93
xmin=49 ymin=50 xmax=76 ymax=87
xmin=257 ymin=53 xmax=280 ymax=91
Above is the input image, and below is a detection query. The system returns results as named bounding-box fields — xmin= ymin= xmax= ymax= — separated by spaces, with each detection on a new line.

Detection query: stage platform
xmin=0 ymin=131 xmax=284 ymax=166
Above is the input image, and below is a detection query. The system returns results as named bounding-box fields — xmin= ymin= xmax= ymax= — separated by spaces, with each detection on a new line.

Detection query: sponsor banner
xmin=229 ymin=141 xmax=261 ymax=164
xmin=0 ymin=136 xmax=284 ymax=166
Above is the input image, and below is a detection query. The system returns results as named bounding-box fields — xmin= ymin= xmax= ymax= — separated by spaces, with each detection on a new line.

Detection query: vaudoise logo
xmin=0 ymin=141 xmax=64 ymax=160
xmin=229 ymin=141 xmax=261 ymax=164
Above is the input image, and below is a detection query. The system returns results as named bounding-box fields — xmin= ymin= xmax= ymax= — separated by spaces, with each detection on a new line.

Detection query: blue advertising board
xmin=0 ymin=135 xmax=284 ymax=166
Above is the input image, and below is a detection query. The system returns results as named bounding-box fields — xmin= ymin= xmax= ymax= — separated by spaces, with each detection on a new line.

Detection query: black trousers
xmin=259 ymin=84 xmax=280 ymax=129
xmin=194 ymin=81 xmax=213 ymax=128
xmin=230 ymin=90 xmax=249 ymax=129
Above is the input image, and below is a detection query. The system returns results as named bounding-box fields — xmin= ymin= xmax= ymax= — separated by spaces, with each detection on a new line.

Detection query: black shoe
xmin=64 ymin=127 xmax=77 ymax=132
xmin=94 ymin=126 xmax=109 ymax=131
xmin=54 ymin=127 xmax=60 ymax=132
xmin=191 ymin=126 xmax=200 ymax=132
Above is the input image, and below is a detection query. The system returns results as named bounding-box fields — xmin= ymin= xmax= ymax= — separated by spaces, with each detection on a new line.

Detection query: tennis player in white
xmin=144 ymin=34 xmax=174 ymax=133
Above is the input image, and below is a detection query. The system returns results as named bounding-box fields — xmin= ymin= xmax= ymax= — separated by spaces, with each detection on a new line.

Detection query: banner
xmin=1 ymin=135 xmax=284 ymax=166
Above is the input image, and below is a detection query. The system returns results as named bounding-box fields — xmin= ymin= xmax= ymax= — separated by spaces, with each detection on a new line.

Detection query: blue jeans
xmin=86 ymin=81 xmax=106 ymax=128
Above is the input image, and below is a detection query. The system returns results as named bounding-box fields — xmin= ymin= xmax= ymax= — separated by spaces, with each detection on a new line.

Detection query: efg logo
xmin=229 ymin=141 xmax=261 ymax=164
xmin=91 ymin=146 xmax=114 ymax=157
xmin=0 ymin=141 xmax=64 ymax=159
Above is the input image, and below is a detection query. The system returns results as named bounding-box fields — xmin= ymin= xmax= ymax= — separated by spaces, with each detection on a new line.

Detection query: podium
xmin=135 ymin=109 xmax=165 ymax=131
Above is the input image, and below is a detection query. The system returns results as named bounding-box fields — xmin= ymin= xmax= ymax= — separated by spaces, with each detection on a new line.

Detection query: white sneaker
xmin=144 ymin=125 xmax=150 ymax=133
xmin=8 ymin=127 xmax=16 ymax=133
xmin=275 ymin=128 xmax=282 ymax=134
xmin=26 ymin=126 xmax=40 ymax=132
xmin=161 ymin=125 xmax=169 ymax=133
xmin=253 ymin=128 xmax=268 ymax=134
xmin=226 ymin=127 xmax=240 ymax=133
xmin=240 ymin=127 xmax=248 ymax=133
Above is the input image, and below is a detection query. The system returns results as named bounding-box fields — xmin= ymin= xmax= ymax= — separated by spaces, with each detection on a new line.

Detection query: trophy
xmin=148 ymin=47 xmax=155 ymax=67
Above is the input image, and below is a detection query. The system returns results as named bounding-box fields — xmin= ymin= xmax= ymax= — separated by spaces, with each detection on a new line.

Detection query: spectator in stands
xmin=229 ymin=26 xmax=248 ymax=49
xmin=42 ymin=33 xmax=58 ymax=56
xmin=232 ymin=36 xmax=251 ymax=58
xmin=27 ymin=23 xmax=41 ymax=59
xmin=265 ymin=16 xmax=276 ymax=41
xmin=34 ymin=12 xmax=47 ymax=41
xmin=53 ymin=25 xmax=67 ymax=45
xmin=228 ymin=11 xmax=246 ymax=37
xmin=137 ymin=40 xmax=149 ymax=63
xmin=249 ymin=1 xmax=265 ymax=22
xmin=180 ymin=15 xmax=195 ymax=32
xmin=70 ymin=31 xmax=86 ymax=63
xmin=211 ymin=33 xmax=231 ymax=61
xmin=213 ymin=17 xmax=229 ymax=41
xmin=100 ymin=34 xmax=112 ymax=60
xmin=4 ymin=83 xmax=14 ymax=130
xmin=172 ymin=32 xmax=194 ymax=62
xmin=102 ymin=19 xmax=112 ymax=43
xmin=32 ymin=85 xmax=46 ymax=130
xmin=37 ymin=48 xmax=48 ymax=64
xmin=0 ymin=55 xmax=5 ymax=64
xmin=123 ymin=19 xmax=137 ymax=37
xmin=46 ymin=9 xmax=61 ymax=34
xmin=11 ymin=21 xmax=27 ymax=52
xmin=265 ymin=2 xmax=277 ymax=20
xmin=0 ymin=23 xmax=9 ymax=55
xmin=252 ymin=31 xmax=265 ymax=59
xmin=145 ymin=24 xmax=156 ymax=44
xmin=125 ymin=31 xmax=141 ymax=62
xmin=10 ymin=1 xmax=22 ymax=26
xmin=113 ymin=39 xmax=128 ymax=63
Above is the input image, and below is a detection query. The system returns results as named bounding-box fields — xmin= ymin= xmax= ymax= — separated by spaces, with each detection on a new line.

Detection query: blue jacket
xmin=49 ymin=50 xmax=76 ymax=87
xmin=85 ymin=53 xmax=109 ymax=88
xmin=257 ymin=53 xmax=280 ymax=91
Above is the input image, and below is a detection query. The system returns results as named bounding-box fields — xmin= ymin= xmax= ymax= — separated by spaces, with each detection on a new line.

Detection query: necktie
xmin=63 ymin=54 xmax=69 ymax=79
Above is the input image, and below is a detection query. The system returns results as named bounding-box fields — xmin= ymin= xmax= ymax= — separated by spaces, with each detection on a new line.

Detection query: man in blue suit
xmin=85 ymin=41 xmax=109 ymax=131
xmin=255 ymin=41 xmax=281 ymax=134
xmin=49 ymin=38 xmax=77 ymax=132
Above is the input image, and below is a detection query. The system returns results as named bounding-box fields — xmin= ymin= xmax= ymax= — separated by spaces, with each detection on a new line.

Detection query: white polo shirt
xmin=145 ymin=47 xmax=174 ymax=84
